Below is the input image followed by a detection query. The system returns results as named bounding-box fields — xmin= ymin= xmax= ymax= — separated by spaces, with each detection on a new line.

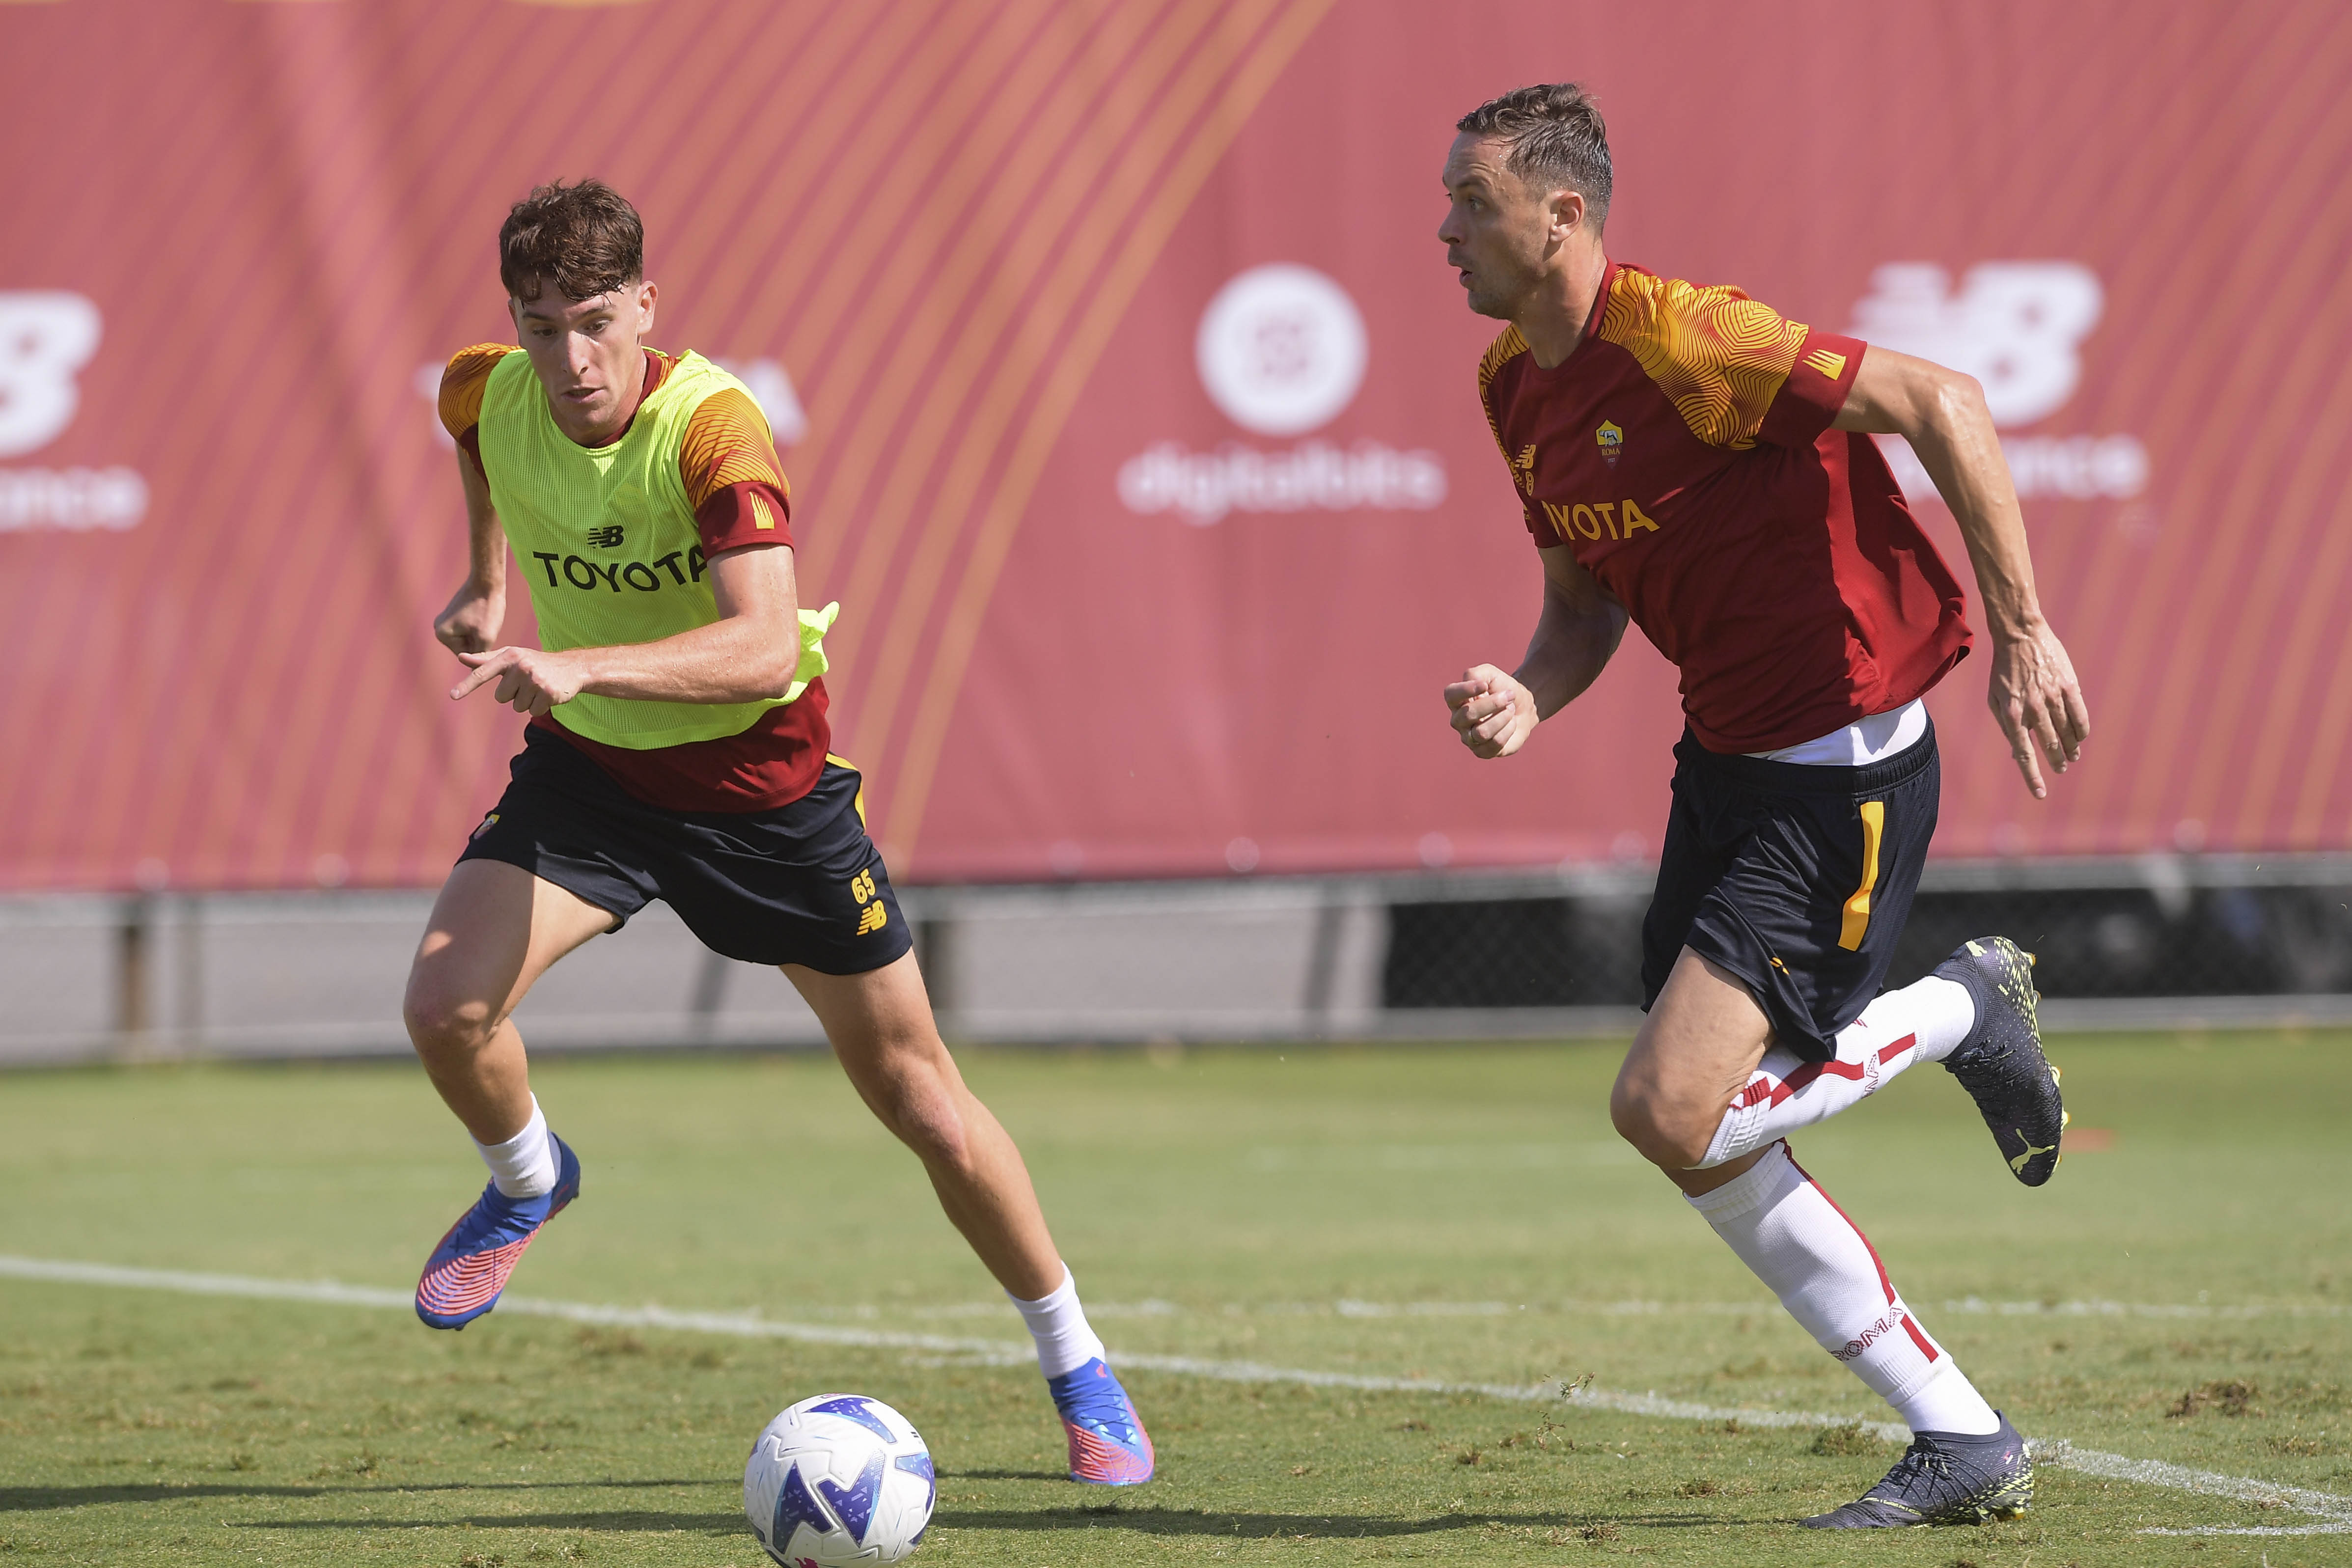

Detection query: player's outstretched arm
xmin=1835 ymin=348 xmax=2090 ymax=798
xmin=450 ymin=543 xmax=803 ymax=715
xmin=1444 ymin=544 xmax=1628 ymax=759
xmin=433 ymin=446 xmax=507 ymax=656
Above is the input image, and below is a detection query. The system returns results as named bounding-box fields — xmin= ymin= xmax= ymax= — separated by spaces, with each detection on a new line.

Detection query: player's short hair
xmin=498 ymin=179 xmax=645 ymax=303
xmin=1456 ymin=83 xmax=1612 ymax=229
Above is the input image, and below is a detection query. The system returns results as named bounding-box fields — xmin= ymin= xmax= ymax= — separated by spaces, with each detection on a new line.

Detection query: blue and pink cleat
xmin=414 ymin=1133 xmax=581 ymax=1329
xmin=1049 ymin=1357 xmax=1155 ymax=1485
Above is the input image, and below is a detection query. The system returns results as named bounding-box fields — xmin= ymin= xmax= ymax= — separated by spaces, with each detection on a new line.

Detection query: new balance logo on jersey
xmin=849 ymin=867 xmax=886 ymax=934
xmin=586 ymin=525 xmax=624 ymax=549
xmin=1511 ymin=444 xmax=1538 ymax=494
xmin=528 ymin=546 xmax=707 ymax=592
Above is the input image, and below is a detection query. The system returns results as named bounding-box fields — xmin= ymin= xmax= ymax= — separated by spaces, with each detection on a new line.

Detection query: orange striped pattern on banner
xmin=6 ymin=0 xmax=2352 ymax=887
xmin=0 ymin=0 xmax=1336 ymax=887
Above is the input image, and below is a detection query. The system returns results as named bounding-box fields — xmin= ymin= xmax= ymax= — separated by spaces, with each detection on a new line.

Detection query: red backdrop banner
xmin=5 ymin=0 xmax=2350 ymax=890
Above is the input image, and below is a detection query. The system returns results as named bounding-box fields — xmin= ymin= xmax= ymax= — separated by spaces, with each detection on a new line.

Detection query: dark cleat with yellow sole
xmin=1802 ymin=1413 xmax=2033 ymax=1527
xmin=1937 ymin=937 xmax=2067 ymax=1187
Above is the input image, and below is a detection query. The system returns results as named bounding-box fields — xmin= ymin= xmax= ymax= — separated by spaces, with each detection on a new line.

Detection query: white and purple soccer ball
xmin=744 ymin=1394 xmax=935 ymax=1567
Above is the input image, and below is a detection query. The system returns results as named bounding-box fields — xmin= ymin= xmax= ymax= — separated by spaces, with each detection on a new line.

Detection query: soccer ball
xmin=743 ymin=1393 xmax=935 ymax=1566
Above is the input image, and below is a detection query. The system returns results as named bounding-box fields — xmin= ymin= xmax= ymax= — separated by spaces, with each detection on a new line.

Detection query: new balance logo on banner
xmin=1851 ymin=262 xmax=2100 ymax=427
xmin=0 ymin=291 xmax=148 ymax=533
xmin=1848 ymin=263 xmax=2149 ymax=504
xmin=0 ymin=292 xmax=99 ymax=458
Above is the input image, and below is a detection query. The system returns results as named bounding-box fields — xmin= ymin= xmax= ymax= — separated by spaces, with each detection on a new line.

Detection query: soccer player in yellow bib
xmin=403 ymin=181 xmax=1151 ymax=1486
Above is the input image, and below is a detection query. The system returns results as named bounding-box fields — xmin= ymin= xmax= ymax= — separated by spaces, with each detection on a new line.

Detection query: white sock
xmin=474 ymin=1096 xmax=557 ymax=1199
xmin=1698 ymin=976 xmax=1975 ymax=1167
xmin=1008 ymin=1265 xmax=1108 ymax=1379
xmin=1687 ymin=1141 xmax=1999 ymax=1436
xmin=1893 ymin=1361 xmax=2004 ymax=1436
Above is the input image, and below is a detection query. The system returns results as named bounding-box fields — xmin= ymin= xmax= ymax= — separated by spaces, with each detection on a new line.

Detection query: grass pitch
xmin=0 ymin=1032 xmax=2346 ymax=1566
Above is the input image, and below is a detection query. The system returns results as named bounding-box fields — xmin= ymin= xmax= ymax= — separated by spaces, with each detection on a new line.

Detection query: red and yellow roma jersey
xmin=1480 ymin=262 xmax=1971 ymax=753
xmin=441 ymin=345 xmax=828 ymax=813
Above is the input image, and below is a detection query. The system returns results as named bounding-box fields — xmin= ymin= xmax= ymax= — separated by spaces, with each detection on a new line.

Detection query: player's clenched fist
xmin=434 ymin=578 xmax=505 ymax=656
xmin=451 ymin=646 xmax=588 ymax=717
xmin=1445 ymin=663 xmax=1539 ymax=758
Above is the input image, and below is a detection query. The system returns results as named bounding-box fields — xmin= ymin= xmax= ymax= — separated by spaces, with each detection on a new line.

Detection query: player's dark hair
xmin=498 ymin=179 xmax=645 ymax=303
xmin=1456 ymin=83 xmax=1612 ymax=229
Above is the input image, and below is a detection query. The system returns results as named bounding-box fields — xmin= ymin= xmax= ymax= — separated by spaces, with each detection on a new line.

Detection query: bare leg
xmin=785 ymin=951 xmax=1062 ymax=1300
xmin=1610 ymin=945 xmax=1777 ymax=1196
xmin=402 ymin=860 xmax=617 ymax=1144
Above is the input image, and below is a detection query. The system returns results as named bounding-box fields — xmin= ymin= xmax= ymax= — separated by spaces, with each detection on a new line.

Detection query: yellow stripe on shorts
xmin=1839 ymin=800 xmax=1886 ymax=951
xmin=825 ymin=753 xmax=866 ymax=826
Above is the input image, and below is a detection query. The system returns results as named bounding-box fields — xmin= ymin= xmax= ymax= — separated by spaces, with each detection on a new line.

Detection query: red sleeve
xmin=695 ymin=481 xmax=794 ymax=555
xmin=1758 ymin=330 xmax=1866 ymax=448
xmin=679 ymin=386 xmax=794 ymax=555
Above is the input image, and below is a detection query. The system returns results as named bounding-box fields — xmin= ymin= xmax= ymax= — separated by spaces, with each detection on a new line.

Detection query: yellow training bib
xmin=477 ymin=349 xmax=831 ymax=749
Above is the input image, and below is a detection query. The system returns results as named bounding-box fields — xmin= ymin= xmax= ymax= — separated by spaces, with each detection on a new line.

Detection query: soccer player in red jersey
xmin=403 ymin=182 xmax=1150 ymax=1486
xmin=1438 ymin=86 xmax=2090 ymax=1527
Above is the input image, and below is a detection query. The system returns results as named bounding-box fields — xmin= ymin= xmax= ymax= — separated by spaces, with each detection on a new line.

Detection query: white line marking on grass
xmin=2140 ymin=1523 xmax=2352 ymax=1536
xmin=1943 ymin=1296 xmax=2347 ymax=1322
xmin=1305 ymin=1297 xmax=2346 ymax=1321
xmin=738 ymin=1297 xmax=2352 ymax=1325
xmin=835 ymin=1296 xmax=2348 ymax=1322
xmin=4 ymin=1254 xmax=2346 ymax=1529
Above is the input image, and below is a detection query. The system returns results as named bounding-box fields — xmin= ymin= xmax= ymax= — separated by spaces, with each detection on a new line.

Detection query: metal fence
xmin=1381 ymin=855 xmax=2352 ymax=1008
xmin=3 ymin=854 xmax=2349 ymax=1065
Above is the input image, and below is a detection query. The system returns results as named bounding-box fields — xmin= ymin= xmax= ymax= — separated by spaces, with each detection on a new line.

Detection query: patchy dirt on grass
xmin=1808 ymin=1421 xmax=1892 ymax=1457
xmin=2168 ymin=1379 xmax=2263 ymax=1418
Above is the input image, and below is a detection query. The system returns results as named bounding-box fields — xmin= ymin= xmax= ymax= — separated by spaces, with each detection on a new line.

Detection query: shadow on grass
xmin=231 ymin=1513 xmax=743 ymax=1534
xmin=18 ymin=1482 xmax=1737 ymax=1540
xmin=210 ymin=1506 xmax=1735 ymax=1540
xmin=0 ymin=1479 xmax=711 ymax=1511
xmin=929 ymin=1507 xmax=1724 ymax=1538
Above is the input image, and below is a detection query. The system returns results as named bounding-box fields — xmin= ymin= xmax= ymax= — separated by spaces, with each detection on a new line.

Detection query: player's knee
xmin=849 ymin=1048 xmax=972 ymax=1170
xmin=401 ymin=976 xmax=499 ymax=1061
xmin=882 ymin=1079 xmax=972 ymax=1170
xmin=1608 ymin=1078 xmax=1712 ymax=1171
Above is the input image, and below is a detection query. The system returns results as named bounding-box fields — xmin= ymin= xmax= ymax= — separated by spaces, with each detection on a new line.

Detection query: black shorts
xmin=456 ymin=727 xmax=914 ymax=974
xmin=1640 ymin=724 xmax=1939 ymax=1063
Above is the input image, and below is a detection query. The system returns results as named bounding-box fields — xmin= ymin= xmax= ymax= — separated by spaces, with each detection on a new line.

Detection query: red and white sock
xmin=1687 ymin=1141 xmax=1999 ymax=1435
xmin=1008 ymin=1265 xmax=1108 ymax=1379
xmin=1698 ymin=975 xmax=1974 ymax=1169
